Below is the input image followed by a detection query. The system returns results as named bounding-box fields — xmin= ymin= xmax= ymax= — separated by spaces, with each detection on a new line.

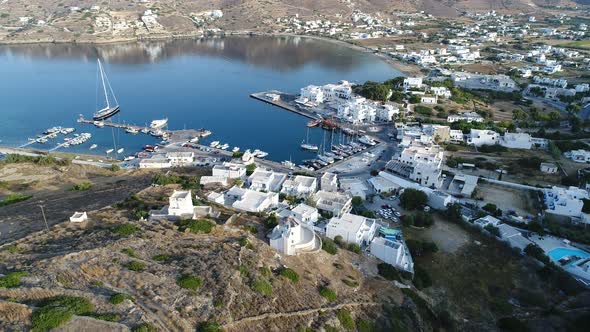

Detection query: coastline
xmin=0 ymin=30 xmax=420 ymax=77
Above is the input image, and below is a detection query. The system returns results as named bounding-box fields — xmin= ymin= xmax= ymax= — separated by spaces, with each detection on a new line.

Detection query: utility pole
xmin=39 ymin=205 xmax=49 ymax=231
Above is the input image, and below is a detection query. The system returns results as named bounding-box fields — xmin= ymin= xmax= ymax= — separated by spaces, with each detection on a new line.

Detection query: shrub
xmin=177 ymin=274 xmax=203 ymax=290
xmin=109 ymin=293 xmax=133 ymax=305
xmin=70 ymin=182 xmax=92 ymax=191
xmin=177 ymin=219 xmax=214 ymax=234
xmin=87 ymin=313 xmax=121 ymax=322
xmin=152 ymin=254 xmax=171 ymax=262
xmin=0 ymin=193 xmax=33 ymax=206
xmin=258 ymin=266 xmax=271 ymax=277
xmin=0 ymin=271 xmax=28 ymax=288
xmin=484 ymin=225 xmax=501 ymax=238
xmin=251 ymin=279 xmax=272 ymax=296
xmin=279 ymin=268 xmax=299 ymax=283
xmin=197 ymin=321 xmax=223 ymax=332
xmin=111 ymin=224 xmax=140 ymax=236
xmin=414 ymin=105 xmax=433 ymax=116
xmin=483 ymin=203 xmax=502 ymax=217
xmin=336 ymin=309 xmax=355 ymax=330
xmin=356 ymin=319 xmax=375 ymax=332
xmin=348 ymin=243 xmax=361 ymax=254
xmin=334 ymin=235 xmax=345 ymax=247
xmin=322 ymin=238 xmax=338 ymax=255
xmin=121 ymin=248 xmax=138 ymax=258
xmin=132 ymin=323 xmax=156 ymax=332
xmin=377 ymin=263 xmax=401 ymax=281
xmin=264 ymin=214 xmax=278 ymax=228
xmin=32 ymin=296 xmax=94 ymax=331
xmin=124 ymin=261 xmax=146 ymax=272
xmin=109 ymin=164 xmax=121 ymax=172
xmin=413 ymin=266 xmax=432 ymax=290
xmin=406 ymin=239 xmax=438 ymax=257
xmin=319 ymin=286 xmax=337 ymax=302
xmin=524 ymin=244 xmax=550 ymax=264
xmin=246 ymin=164 xmax=257 ymax=176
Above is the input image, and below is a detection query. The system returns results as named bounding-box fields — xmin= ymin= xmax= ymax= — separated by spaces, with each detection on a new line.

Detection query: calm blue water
xmin=0 ymin=36 xmax=401 ymax=163
xmin=548 ymin=247 xmax=590 ymax=263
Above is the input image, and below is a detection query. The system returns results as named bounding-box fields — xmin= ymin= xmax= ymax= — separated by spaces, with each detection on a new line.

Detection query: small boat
xmin=282 ymin=160 xmax=296 ymax=169
xmin=150 ymin=118 xmax=168 ymax=129
xmin=124 ymin=156 xmax=135 ymax=161
xmin=307 ymin=119 xmax=321 ymax=127
xmin=198 ymin=129 xmax=212 ymax=137
xmin=359 ymin=135 xmax=377 ymax=146
xmin=301 ymin=143 xmax=319 ymax=151
xmin=220 ymin=144 xmax=230 ymax=150
xmin=143 ymin=145 xmax=157 ymax=152
xmin=94 ymin=121 xmax=105 ymax=128
xmin=232 ymin=147 xmax=240 ymax=153
xmin=190 ymin=137 xmax=200 ymax=143
xmin=117 ymin=148 xmax=124 ymax=154
xmin=210 ymin=141 xmax=220 ymax=148
xmin=252 ymin=149 xmax=268 ymax=158
xmin=321 ymin=119 xmax=338 ymax=129
xmin=89 ymin=144 xmax=98 ymax=150
xmin=106 ymin=149 xmax=114 ymax=154
xmin=141 ymin=127 xmax=150 ymax=134
xmin=126 ymin=127 xmax=139 ymax=134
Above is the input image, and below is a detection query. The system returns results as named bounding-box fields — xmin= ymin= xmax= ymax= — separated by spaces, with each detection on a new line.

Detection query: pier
xmin=250 ymin=91 xmax=321 ymax=121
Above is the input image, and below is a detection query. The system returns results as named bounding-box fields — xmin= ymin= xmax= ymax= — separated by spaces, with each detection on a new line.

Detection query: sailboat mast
xmin=98 ymin=59 xmax=110 ymax=108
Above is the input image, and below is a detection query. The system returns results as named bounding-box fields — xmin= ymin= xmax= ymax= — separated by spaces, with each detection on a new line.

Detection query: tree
xmin=351 ymin=196 xmax=363 ymax=207
xmin=566 ymin=104 xmax=581 ymax=116
xmin=484 ymin=224 xmax=501 ymax=237
xmin=399 ymin=189 xmax=427 ymax=210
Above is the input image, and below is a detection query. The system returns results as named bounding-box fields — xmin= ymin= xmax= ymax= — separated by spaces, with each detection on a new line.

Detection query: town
xmin=1 ymin=1 xmax=590 ymax=331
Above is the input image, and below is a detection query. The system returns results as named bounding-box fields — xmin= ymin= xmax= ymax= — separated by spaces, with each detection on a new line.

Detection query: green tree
xmin=399 ymin=189 xmax=427 ymax=210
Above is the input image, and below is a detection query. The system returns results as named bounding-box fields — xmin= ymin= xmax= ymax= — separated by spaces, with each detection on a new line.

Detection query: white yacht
xmin=150 ymin=118 xmax=168 ymax=129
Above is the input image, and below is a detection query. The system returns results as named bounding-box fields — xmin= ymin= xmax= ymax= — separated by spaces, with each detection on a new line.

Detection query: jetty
xmin=250 ymin=91 xmax=321 ymax=121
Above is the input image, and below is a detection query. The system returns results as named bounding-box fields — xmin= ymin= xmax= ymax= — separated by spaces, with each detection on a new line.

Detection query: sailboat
xmin=93 ymin=59 xmax=121 ymax=121
xmin=300 ymin=127 xmax=319 ymax=151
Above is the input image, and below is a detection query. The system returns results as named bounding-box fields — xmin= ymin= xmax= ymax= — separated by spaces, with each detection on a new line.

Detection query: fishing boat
xmin=150 ymin=118 xmax=168 ymax=129
xmin=307 ymin=119 xmax=321 ymax=127
xmin=93 ymin=59 xmax=121 ymax=121
xmin=90 ymin=144 xmax=98 ymax=150
xmin=321 ymin=119 xmax=338 ymax=129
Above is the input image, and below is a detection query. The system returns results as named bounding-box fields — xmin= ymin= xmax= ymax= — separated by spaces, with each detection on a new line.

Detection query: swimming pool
xmin=548 ymin=247 xmax=590 ymax=263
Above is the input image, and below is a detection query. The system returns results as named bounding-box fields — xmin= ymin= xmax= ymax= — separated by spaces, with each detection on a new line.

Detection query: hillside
xmin=0 ymin=0 xmax=580 ymax=44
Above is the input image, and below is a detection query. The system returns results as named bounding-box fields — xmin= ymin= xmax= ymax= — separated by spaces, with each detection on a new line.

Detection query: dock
xmin=250 ymin=91 xmax=321 ymax=121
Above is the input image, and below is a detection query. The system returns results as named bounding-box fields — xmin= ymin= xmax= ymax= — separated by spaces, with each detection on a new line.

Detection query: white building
xmin=376 ymin=104 xmax=399 ymax=122
xmin=567 ymin=150 xmax=590 ymax=163
xmin=500 ymin=133 xmax=533 ymax=150
xmin=201 ymin=162 xmax=247 ymax=185
xmin=540 ymin=162 xmax=558 ymax=174
xmin=370 ymin=236 xmax=413 ymax=273
xmin=420 ymin=95 xmax=437 ymax=104
xmin=297 ymin=85 xmax=324 ymax=105
xmin=544 ymin=186 xmax=589 ymax=220
xmin=69 ymin=211 xmax=88 ymax=223
xmin=312 ymin=190 xmax=352 ymax=217
xmin=248 ymin=169 xmax=287 ymax=192
xmin=139 ymin=156 xmax=172 ymax=169
xmin=387 ymin=144 xmax=444 ymax=189
xmin=166 ymin=152 xmax=195 ymax=166
xmin=447 ymin=111 xmax=484 ymax=123
xmin=280 ymin=175 xmax=318 ymax=198
xmin=467 ymin=129 xmax=499 ymax=147
xmin=320 ymin=172 xmax=339 ymax=192
xmin=208 ymin=186 xmax=279 ymax=213
xmin=403 ymin=77 xmax=423 ymax=90
xmin=326 ymin=213 xmax=377 ymax=246
xmin=150 ymin=190 xmax=219 ymax=221
xmin=269 ymin=217 xmax=321 ymax=256
xmin=431 ymin=86 xmax=452 ymax=98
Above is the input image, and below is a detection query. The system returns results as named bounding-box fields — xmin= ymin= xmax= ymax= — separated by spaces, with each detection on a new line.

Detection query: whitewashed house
xmin=166 ymin=152 xmax=195 ymax=166
xmin=420 ymin=95 xmax=437 ymax=104
xmin=467 ymin=129 xmax=499 ymax=146
xmin=312 ymin=190 xmax=352 ymax=217
xmin=269 ymin=217 xmax=321 ymax=256
xmin=320 ymin=172 xmax=339 ymax=192
xmin=326 ymin=213 xmax=377 ymax=246
xmin=500 ymin=133 xmax=533 ymax=150
xmin=544 ymin=186 xmax=589 ymax=220
xmin=280 ymin=175 xmax=318 ymax=198
xmin=540 ymin=162 xmax=558 ymax=174
xmin=297 ymin=85 xmax=324 ymax=105
xmin=567 ymin=150 xmax=590 ymax=163
xmin=150 ymin=190 xmax=219 ymax=221
xmin=209 ymin=186 xmax=279 ymax=213
xmin=447 ymin=111 xmax=484 ymax=123
xmin=431 ymin=86 xmax=452 ymax=98
xmin=248 ymin=169 xmax=287 ymax=192
xmin=403 ymin=77 xmax=423 ymax=90
xmin=370 ymin=237 xmax=414 ymax=273
xmin=200 ymin=162 xmax=247 ymax=185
